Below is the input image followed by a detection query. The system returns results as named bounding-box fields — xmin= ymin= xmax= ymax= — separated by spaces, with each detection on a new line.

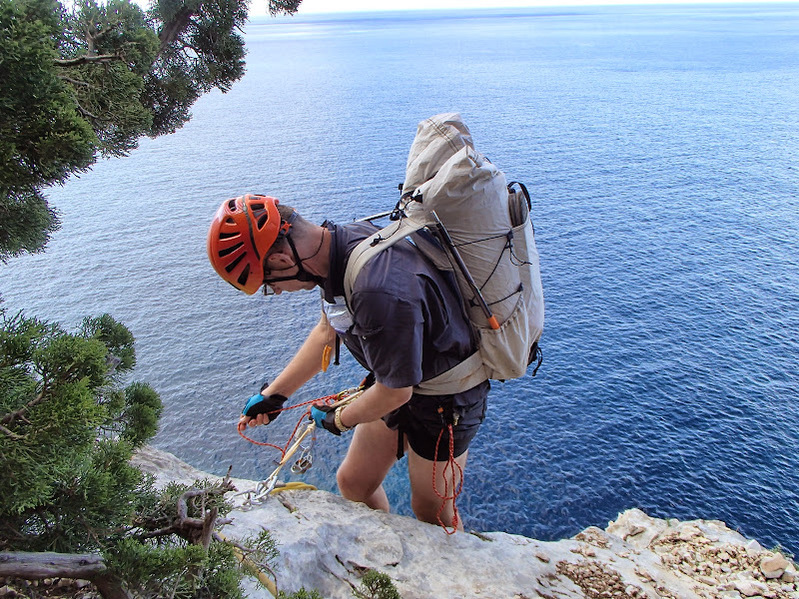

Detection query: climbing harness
xmin=235 ymin=385 xmax=364 ymax=509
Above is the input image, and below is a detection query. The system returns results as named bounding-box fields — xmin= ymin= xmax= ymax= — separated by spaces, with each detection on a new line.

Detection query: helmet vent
xmin=219 ymin=231 xmax=238 ymax=239
xmin=249 ymin=202 xmax=268 ymax=230
xmin=237 ymin=264 xmax=250 ymax=287
xmin=225 ymin=253 xmax=246 ymax=273
xmin=217 ymin=241 xmax=243 ymax=257
xmin=227 ymin=199 xmax=237 ymax=211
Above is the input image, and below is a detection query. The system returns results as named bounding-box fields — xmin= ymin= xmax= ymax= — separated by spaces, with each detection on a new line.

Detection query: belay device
xmin=344 ymin=113 xmax=545 ymax=394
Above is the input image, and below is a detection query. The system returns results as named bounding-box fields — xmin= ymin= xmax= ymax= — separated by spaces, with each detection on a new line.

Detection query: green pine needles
xmin=0 ymin=0 xmax=303 ymax=262
xmin=353 ymin=570 xmax=402 ymax=599
xmin=0 ymin=310 xmax=159 ymax=550
xmin=0 ymin=309 xmax=284 ymax=597
xmin=277 ymin=572 xmax=403 ymax=599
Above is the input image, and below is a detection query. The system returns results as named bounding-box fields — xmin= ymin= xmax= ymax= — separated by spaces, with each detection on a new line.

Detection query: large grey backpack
xmin=344 ymin=113 xmax=544 ymax=394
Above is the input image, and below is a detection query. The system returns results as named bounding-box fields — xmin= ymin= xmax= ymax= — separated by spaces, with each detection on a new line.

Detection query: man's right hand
xmin=238 ymin=393 xmax=287 ymax=431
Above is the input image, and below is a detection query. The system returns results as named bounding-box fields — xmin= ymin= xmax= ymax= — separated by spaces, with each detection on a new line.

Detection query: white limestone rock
xmin=761 ymin=553 xmax=793 ymax=579
xmin=132 ymin=447 xmax=799 ymax=599
xmin=734 ymin=578 xmax=770 ymax=597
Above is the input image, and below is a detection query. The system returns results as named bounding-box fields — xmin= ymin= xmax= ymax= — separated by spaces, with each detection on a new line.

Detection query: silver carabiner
xmin=291 ymin=439 xmax=314 ymax=474
xmin=252 ymin=472 xmax=279 ymax=503
xmin=291 ymin=451 xmax=313 ymax=474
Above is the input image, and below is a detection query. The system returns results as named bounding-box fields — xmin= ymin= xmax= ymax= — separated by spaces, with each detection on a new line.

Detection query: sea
xmin=1 ymin=3 xmax=798 ymax=553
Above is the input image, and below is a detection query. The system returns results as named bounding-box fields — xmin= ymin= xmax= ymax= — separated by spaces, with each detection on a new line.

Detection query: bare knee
xmin=336 ymin=465 xmax=366 ymax=501
xmin=337 ymin=465 xmax=390 ymax=512
xmin=411 ymin=495 xmax=440 ymax=524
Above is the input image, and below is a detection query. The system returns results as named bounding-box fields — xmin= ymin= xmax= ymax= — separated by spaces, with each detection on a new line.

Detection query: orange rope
xmin=240 ymin=386 xmax=465 ymax=536
xmin=238 ymin=394 xmax=339 ymax=459
xmin=432 ymin=423 xmax=463 ymax=535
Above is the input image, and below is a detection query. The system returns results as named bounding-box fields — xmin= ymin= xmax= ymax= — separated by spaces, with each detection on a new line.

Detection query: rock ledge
xmin=133 ymin=446 xmax=798 ymax=599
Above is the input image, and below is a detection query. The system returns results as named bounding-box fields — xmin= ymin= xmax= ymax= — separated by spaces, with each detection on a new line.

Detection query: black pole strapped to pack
xmin=431 ymin=211 xmax=500 ymax=331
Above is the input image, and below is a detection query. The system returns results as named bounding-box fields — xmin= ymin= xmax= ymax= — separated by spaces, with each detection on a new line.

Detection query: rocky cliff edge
xmin=133 ymin=446 xmax=798 ymax=599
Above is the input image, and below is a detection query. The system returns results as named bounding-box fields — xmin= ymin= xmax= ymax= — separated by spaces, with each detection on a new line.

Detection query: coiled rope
xmin=432 ymin=423 xmax=463 ymax=535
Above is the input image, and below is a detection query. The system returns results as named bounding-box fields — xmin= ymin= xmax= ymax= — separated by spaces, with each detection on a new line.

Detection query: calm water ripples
xmin=1 ymin=4 xmax=797 ymax=552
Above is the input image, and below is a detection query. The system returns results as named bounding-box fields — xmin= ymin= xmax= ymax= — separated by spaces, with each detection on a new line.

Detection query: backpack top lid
xmin=403 ymin=113 xmax=474 ymax=194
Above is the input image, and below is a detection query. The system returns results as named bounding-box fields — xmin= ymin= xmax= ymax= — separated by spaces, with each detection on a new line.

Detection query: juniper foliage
xmin=353 ymin=570 xmax=402 ymax=599
xmin=0 ymin=310 xmax=284 ymax=597
xmin=0 ymin=310 xmax=161 ymax=552
xmin=0 ymin=0 xmax=302 ymax=261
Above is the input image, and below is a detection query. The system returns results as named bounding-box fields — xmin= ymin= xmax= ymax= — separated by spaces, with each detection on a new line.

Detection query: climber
xmin=207 ymin=194 xmax=489 ymax=530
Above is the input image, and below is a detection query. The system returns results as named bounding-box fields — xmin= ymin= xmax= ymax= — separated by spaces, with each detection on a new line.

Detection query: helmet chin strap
xmin=262 ymin=228 xmax=326 ymax=291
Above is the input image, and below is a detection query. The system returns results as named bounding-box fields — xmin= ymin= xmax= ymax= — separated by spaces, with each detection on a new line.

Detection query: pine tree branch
xmin=1 ymin=388 xmax=45 ymax=426
xmin=0 ymin=551 xmax=106 ymax=578
xmin=89 ymin=24 xmax=118 ymax=42
xmin=158 ymin=5 xmax=196 ymax=56
xmin=56 ymin=54 xmax=123 ymax=67
xmin=137 ymin=523 xmax=179 ymax=539
xmin=58 ymin=74 xmax=97 ymax=89
xmin=0 ymin=423 xmax=23 ymax=440
xmin=75 ymin=101 xmax=100 ymax=121
xmin=213 ymin=531 xmax=279 ymax=595
xmin=136 ymin=478 xmax=235 ymax=544
xmin=1 ymin=360 xmax=85 ymax=426
xmin=200 ymin=506 xmax=217 ymax=550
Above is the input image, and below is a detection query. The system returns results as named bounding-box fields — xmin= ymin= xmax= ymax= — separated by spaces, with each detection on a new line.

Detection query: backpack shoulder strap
xmin=343 ymin=218 xmax=427 ymax=304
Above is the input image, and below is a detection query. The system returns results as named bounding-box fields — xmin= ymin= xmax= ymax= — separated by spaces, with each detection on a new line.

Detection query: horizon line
xmin=282 ymin=0 xmax=799 ymax=16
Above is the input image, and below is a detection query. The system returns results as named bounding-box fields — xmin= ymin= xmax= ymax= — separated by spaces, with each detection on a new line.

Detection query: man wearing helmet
xmin=208 ymin=194 xmax=488 ymax=530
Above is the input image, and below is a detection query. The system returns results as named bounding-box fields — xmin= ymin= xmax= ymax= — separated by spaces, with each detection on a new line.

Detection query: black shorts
xmin=383 ymin=381 xmax=489 ymax=461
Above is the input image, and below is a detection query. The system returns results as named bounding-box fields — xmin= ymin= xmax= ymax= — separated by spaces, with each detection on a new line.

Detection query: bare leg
xmin=408 ymin=447 xmax=468 ymax=531
xmin=336 ymin=419 xmax=399 ymax=512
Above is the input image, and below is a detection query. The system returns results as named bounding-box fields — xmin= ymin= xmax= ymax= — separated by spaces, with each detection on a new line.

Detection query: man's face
xmin=264 ymin=276 xmax=316 ymax=295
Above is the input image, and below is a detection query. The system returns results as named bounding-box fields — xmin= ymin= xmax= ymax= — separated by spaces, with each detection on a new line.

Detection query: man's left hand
xmin=310 ymin=404 xmax=342 ymax=435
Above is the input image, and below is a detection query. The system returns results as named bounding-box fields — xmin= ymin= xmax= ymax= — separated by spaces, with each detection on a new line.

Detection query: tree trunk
xmin=158 ymin=5 xmax=195 ymax=54
xmin=0 ymin=551 xmax=131 ymax=599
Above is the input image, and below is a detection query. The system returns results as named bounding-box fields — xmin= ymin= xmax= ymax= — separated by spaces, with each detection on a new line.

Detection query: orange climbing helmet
xmin=207 ymin=194 xmax=290 ymax=294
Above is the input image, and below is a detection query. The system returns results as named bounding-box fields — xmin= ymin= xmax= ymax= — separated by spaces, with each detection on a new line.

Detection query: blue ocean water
xmin=1 ymin=4 xmax=798 ymax=552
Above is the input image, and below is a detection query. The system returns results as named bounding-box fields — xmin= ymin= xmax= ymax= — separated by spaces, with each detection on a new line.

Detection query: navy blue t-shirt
xmin=322 ymin=222 xmax=484 ymax=397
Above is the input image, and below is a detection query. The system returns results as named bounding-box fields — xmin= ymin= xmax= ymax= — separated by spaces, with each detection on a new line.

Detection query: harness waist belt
xmin=414 ymin=352 xmax=487 ymax=396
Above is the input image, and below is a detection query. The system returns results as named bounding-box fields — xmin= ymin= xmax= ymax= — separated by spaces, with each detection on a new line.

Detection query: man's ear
xmin=265 ymin=249 xmax=295 ymax=271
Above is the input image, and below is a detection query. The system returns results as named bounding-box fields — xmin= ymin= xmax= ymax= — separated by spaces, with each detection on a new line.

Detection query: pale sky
xmin=258 ymin=0 xmax=793 ymax=16
xmin=119 ymin=0 xmax=799 ymax=18
xmin=295 ymin=0 xmax=630 ymax=12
